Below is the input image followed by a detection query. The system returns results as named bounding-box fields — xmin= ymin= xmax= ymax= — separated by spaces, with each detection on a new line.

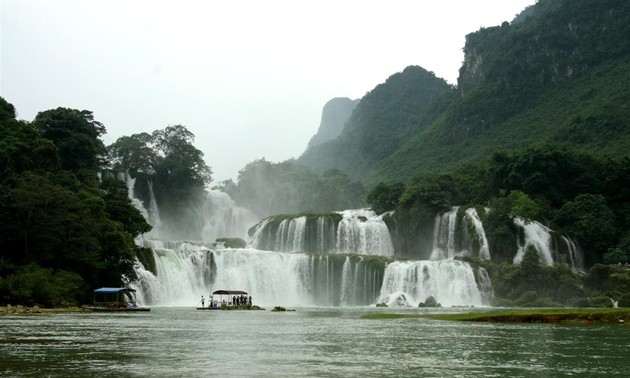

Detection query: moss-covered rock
xmin=216 ymin=238 xmax=247 ymax=249
xmin=135 ymin=246 xmax=156 ymax=275
xmin=418 ymin=296 xmax=441 ymax=307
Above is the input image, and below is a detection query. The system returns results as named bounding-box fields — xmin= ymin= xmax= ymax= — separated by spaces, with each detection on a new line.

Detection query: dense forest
xmin=0 ymin=99 xmax=215 ymax=306
xmin=0 ymin=101 xmax=150 ymax=306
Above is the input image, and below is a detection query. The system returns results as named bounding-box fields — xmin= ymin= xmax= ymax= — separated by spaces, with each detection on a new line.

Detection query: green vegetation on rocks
xmin=363 ymin=308 xmax=630 ymax=325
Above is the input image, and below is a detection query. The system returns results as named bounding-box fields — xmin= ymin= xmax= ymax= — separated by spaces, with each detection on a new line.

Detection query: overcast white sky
xmin=1 ymin=0 xmax=535 ymax=182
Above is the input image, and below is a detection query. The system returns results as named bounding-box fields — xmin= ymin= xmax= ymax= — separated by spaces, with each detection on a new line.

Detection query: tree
xmin=366 ymin=182 xmax=405 ymax=215
xmin=488 ymin=145 xmax=605 ymax=207
xmin=106 ymin=133 xmax=157 ymax=175
xmin=222 ymin=160 xmax=365 ymax=217
xmin=100 ymin=177 xmax=152 ymax=238
xmin=107 ymin=125 xmax=212 ymax=227
xmin=556 ymin=194 xmax=617 ymax=265
xmin=0 ymin=102 xmax=59 ymax=184
xmin=32 ymin=108 xmax=106 ymax=175
xmin=0 ymin=98 xmax=150 ymax=305
xmin=152 ymin=125 xmax=212 ymax=186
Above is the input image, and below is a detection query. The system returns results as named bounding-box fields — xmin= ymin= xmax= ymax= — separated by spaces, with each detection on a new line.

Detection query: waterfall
xmin=430 ymin=207 xmax=459 ymax=260
xmin=429 ymin=207 xmax=491 ymax=260
xmin=339 ymin=257 xmax=353 ymax=306
xmin=512 ymin=217 xmax=585 ymax=273
xmin=274 ymin=216 xmax=307 ymax=252
xmin=513 ymin=217 xmax=554 ymax=266
xmin=131 ymin=240 xmax=385 ymax=307
xmin=562 ymin=236 xmax=585 ymax=274
xmin=117 ymin=172 xmax=150 ymax=220
xmin=465 ymin=208 xmax=491 ymax=260
xmin=197 ymin=190 xmax=259 ymax=241
xmin=131 ymin=239 xmax=215 ymax=306
xmin=377 ymin=260 xmax=483 ymax=307
xmin=118 ymin=169 xmax=259 ymax=241
xmin=146 ymin=180 xmax=163 ymax=235
xmin=251 ymin=209 xmax=395 ymax=256
xmin=122 ymin=178 xmax=518 ymax=309
xmin=336 ymin=210 xmax=394 ymax=256
xmin=477 ymin=267 xmax=494 ymax=304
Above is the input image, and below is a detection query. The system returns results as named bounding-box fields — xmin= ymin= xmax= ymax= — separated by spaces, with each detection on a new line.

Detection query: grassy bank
xmin=362 ymin=308 xmax=630 ymax=325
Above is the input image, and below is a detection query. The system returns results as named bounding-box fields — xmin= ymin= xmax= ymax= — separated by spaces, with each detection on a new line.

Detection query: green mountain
xmin=297 ymin=66 xmax=452 ymax=180
xmin=301 ymin=0 xmax=630 ymax=186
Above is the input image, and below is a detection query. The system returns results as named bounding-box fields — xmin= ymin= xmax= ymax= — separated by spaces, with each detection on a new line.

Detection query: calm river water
xmin=1 ymin=307 xmax=629 ymax=377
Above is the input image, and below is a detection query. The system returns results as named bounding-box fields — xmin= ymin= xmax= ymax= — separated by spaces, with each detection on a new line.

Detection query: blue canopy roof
xmin=93 ymin=287 xmax=136 ymax=294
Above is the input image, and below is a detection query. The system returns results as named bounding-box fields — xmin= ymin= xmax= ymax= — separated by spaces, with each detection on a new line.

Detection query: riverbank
xmin=362 ymin=307 xmax=630 ymax=325
xmin=1 ymin=305 xmax=86 ymax=315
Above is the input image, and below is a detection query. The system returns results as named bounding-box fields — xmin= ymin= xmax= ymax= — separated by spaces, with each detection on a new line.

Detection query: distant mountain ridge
xmin=298 ymin=0 xmax=630 ymax=186
xmin=306 ymin=97 xmax=358 ymax=150
xmin=297 ymin=66 xmax=452 ymax=179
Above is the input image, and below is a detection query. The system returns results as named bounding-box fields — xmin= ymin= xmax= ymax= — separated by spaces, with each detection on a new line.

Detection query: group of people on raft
xmin=200 ymin=294 xmax=252 ymax=308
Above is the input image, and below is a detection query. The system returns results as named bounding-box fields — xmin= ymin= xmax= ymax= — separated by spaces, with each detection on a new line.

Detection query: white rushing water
xmin=250 ymin=209 xmax=395 ymax=256
xmin=377 ymin=260 xmax=483 ymax=307
xmin=132 ymin=239 xmax=482 ymax=308
xmin=513 ymin=217 xmax=554 ymax=266
xmin=512 ymin=217 xmax=585 ymax=273
xmin=465 ymin=207 xmax=491 ymax=260
xmin=131 ymin=239 xmax=384 ymax=307
xmin=430 ymin=207 xmax=491 ymax=261
xmin=336 ymin=209 xmax=395 ymax=256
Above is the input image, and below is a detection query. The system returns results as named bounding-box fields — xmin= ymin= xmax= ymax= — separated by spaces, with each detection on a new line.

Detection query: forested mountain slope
xmin=296 ymin=0 xmax=630 ymax=186
xmin=369 ymin=57 xmax=630 ymax=184
xmin=366 ymin=0 xmax=630 ymax=184
xmin=297 ymin=66 xmax=452 ymax=180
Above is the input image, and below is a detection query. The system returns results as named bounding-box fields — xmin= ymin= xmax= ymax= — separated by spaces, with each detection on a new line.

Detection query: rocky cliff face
xmin=450 ymin=0 xmax=630 ymax=141
xmin=458 ymin=0 xmax=630 ymax=97
xmin=306 ymin=97 xmax=358 ymax=151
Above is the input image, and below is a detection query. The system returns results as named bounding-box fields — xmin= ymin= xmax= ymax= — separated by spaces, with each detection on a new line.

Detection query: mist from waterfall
xmin=118 ymin=172 xmax=259 ymax=241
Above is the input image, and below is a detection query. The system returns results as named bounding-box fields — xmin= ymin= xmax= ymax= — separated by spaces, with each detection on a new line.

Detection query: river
xmin=2 ymin=307 xmax=629 ymax=377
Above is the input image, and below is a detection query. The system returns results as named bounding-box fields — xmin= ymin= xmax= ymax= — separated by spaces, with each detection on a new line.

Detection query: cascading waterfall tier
xmin=429 ymin=207 xmax=491 ymax=261
xmin=131 ymin=239 xmax=388 ymax=307
xmin=513 ymin=217 xmax=585 ymax=273
xmin=426 ymin=207 xmax=583 ymax=273
xmin=120 ymin=175 xmax=486 ymax=308
xmin=250 ymin=209 xmax=394 ymax=256
xmin=377 ymin=260 xmax=484 ymax=307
